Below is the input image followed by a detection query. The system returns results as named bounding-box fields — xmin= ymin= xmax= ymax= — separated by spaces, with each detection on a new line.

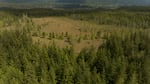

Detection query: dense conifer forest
xmin=0 ymin=7 xmax=150 ymax=84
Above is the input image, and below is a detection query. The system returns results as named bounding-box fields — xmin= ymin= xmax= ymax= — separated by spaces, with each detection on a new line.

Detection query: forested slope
xmin=0 ymin=28 xmax=149 ymax=84
xmin=0 ymin=9 xmax=150 ymax=84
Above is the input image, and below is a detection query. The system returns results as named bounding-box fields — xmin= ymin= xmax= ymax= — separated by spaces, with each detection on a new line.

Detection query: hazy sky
xmin=0 ymin=0 xmax=150 ymax=6
xmin=0 ymin=0 xmax=149 ymax=3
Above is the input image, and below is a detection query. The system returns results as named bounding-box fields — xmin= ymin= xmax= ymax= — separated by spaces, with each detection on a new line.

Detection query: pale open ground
xmin=31 ymin=17 xmax=126 ymax=53
xmin=0 ymin=16 xmax=127 ymax=53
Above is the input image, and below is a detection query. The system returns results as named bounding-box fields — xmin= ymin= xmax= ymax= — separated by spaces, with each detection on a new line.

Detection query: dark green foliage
xmin=93 ymin=30 xmax=150 ymax=84
xmin=66 ymin=36 xmax=73 ymax=45
xmin=0 ymin=8 xmax=150 ymax=84
xmin=70 ymin=11 xmax=150 ymax=29
xmin=32 ymin=32 xmax=38 ymax=36
xmin=42 ymin=32 xmax=46 ymax=38
xmin=48 ymin=33 xmax=52 ymax=40
xmin=0 ymin=11 xmax=17 ymax=27
xmin=0 ymin=29 xmax=149 ymax=84
xmin=0 ymin=8 xmax=93 ymax=18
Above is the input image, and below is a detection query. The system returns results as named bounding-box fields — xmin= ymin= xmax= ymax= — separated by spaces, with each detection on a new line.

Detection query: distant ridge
xmin=0 ymin=0 xmax=150 ymax=8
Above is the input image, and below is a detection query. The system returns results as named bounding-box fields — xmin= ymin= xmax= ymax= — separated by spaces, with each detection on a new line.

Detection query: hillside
xmin=0 ymin=8 xmax=150 ymax=84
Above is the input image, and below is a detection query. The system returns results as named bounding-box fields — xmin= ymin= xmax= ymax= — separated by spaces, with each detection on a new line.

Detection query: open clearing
xmin=0 ymin=16 xmax=127 ymax=53
xmin=31 ymin=17 xmax=126 ymax=53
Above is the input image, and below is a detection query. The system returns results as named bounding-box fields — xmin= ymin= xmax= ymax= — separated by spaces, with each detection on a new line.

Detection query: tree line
xmin=70 ymin=11 xmax=150 ymax=29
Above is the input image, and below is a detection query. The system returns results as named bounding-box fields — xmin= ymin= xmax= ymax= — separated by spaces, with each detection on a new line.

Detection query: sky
xmin=0 ymin=0 xmax=150 ymax=8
